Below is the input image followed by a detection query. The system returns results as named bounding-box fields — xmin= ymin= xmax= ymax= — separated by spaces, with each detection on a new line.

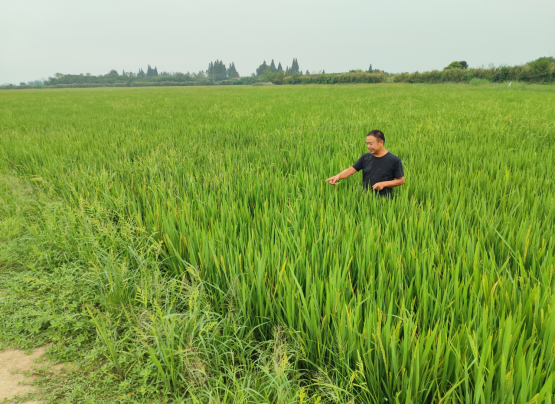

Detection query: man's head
xmin=366 ymin=130 xmax=385 ymax=155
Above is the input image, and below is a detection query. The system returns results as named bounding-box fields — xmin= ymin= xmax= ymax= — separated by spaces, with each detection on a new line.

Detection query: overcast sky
xmin=2 ymin=0 xmax=554 ymax=84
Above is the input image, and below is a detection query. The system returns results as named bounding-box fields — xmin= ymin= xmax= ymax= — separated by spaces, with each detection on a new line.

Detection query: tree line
xmin=393 ymin=57 xmax=554 ymax=84
xmin=255 ymin=58 xmax=302 ymax=76
xmin=4 ymin=57 xmax=554 ymax=89
xmin=11 ymin=58 xmax=310 ymax=87
xmin=207 ymin=60 xmax=239 ymax=81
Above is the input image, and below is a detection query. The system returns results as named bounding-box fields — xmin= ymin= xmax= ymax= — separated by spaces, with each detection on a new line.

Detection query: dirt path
xmin=0 ymin=346 xmax=47 ymax=403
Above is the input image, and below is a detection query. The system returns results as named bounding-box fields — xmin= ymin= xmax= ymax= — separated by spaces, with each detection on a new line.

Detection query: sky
xmin=1 ymin=0 xmax=554 ymax=84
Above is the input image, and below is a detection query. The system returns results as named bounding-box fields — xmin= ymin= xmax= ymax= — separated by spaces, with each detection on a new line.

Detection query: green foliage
xmin=0 ymin=176 xmax=94 ymax=355
xmin=0 ymin=174 xmax=329 ymax=403
xmin=256 ymin=60 xmax=269 ymax=76
xmin=227 ymin=62 xmax=240 ymax=78
xmin=208 ymin=60 xmax=228 ymax=81
xmin=1 ymin=85 xmax=554 ymax=402
xmin=146 ymin=65 xmax=158 ymax=77
xmin=286 ymin=58 xmax=300 ymax=75
xmin=394 ymin=60 xmax=555 ymax=84
xmin=7 ymin=57 xmax=553 ymax=91
xmin=264 ymin=70 xmax=286 ymax=85
xmin=528 ymin=57 xmax=553 ymax=79
xmin=269 ymin=59 xmax=278 ymax=73
xmin=285 ymin=71 xmax=387 ymax=84
xmin=445 ymin=61 xmax=463 ymax=70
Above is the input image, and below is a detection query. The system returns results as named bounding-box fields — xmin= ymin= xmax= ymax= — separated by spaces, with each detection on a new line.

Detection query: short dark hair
xmin=367 ymin=130 xmax=385 ymax=144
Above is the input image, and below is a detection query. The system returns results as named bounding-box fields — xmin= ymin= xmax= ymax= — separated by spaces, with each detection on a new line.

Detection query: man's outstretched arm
xmin=325 ymin=167 xmax=357 ymax=185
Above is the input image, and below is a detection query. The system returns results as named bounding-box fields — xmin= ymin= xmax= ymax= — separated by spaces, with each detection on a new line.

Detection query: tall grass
xmin=1 ymin=84 xmax=554 ymax=402
xmin=1 ymin=173 xmax=324 ymax=402
xmin=469 ymin=78 xmax=490 ymax=86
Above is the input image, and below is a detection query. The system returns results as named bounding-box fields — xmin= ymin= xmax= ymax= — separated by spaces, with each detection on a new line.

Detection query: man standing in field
xmin=325 ymin=130 xmax=405 ymax=197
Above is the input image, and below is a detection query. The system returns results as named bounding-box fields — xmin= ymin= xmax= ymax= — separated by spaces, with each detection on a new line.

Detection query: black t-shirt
xmin=352 ymin=152 xmax=404 ymax=196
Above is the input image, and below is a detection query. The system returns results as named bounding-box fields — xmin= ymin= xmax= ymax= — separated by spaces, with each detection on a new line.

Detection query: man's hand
xmin=372 ymin=178 xmax=405 ymax=191
xmin=372 ymin=182 xmax=385 ymax=191
xmin=325 ymin=167 xmax=357 ymax=186
xmin=325 ymin=175 xmax=340 ymax=185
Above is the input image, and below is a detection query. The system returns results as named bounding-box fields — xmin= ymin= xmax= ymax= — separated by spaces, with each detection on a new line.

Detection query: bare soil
xmin=0 ymin=346 xmax=64 ymax=404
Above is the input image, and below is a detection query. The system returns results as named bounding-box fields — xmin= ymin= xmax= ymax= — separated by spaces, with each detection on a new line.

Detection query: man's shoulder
xmin=356 ymin=152 xmax=372 ymax=162
xmin=385 ymin=152 xmax=402 ymax=162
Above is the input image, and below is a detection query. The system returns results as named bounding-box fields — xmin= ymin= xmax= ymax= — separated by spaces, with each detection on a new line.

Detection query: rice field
xmin=1 ymin=84 xmax=554 ymax=403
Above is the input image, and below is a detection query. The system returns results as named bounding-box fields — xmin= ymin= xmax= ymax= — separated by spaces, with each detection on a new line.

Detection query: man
xmin=325 ymin=130 xmax=405 ymax=197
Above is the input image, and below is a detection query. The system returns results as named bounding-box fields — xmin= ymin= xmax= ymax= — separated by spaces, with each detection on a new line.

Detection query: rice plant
xmin=1 ymin=84 xmax=554 ymax=402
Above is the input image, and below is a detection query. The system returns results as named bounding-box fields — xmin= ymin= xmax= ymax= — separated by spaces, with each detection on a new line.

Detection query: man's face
xmin=366 ymin=135 xmax=383 ymax=154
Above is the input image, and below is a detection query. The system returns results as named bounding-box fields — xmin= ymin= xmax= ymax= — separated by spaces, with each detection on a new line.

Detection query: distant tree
xmin=256 ymin=60 xmax=269 ymax=76
xmin=286 ymin=59 xmax=300 ymax=75
xmin=290 ymin=58 xmax=300 ymax=74
xmin=143 ymin=65 xmax=159 ymax=77
xmin=194 ymin=70 xmax=207 ymax=79
xmin=138 ymin=68 xmax=146 ymax=78
xmin=227 ymin=62 xmax=239 ymax=78
xmin=368 ymin=64 xmax=373 ymax=72
xmin=277 ymin=62 xmax=283 ymax=72
xmin=270 ymin=59 xmax=277 ymax=73
xmin=444 ymin=61 xmax=463 ymax=70
xmin=322 ymin=69 xmax=325 ymax=74
xmin=262 ymin=69 xmax=275 ymax=82
xmin=216 ymin=60 xmax=226 ymax=79
xmin=122 ymin=70 xmax=126 ymax=75
xmin=207 ymin=60 xmax=227 ymax=80
xmin=459 ymin=61 xmax=468 ymax=69
xmin=272 ymin=71 xmax=286 ymax=85
xmin=528 ymin=57 xmax=552 ymax=76
xmin=109 ymin=69 xmax=118 ymax=75
xmin=306 ymin=70 xmax=310 ymax=75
